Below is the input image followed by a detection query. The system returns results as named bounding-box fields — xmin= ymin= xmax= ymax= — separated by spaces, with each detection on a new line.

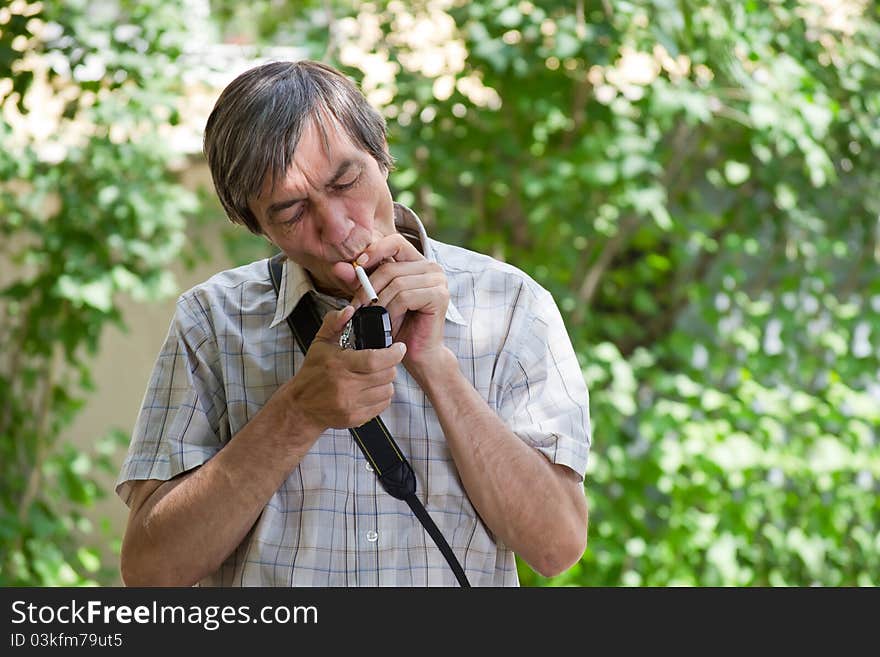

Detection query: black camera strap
xmin=268 ymin=255 xmax=470 ymax=587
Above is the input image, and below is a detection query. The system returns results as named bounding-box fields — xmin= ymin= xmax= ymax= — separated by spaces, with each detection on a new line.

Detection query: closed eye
xmin=280 ymin=204 xmax=306 ymax=227
xmin=331 ymin=175 xmax=360 ymax=192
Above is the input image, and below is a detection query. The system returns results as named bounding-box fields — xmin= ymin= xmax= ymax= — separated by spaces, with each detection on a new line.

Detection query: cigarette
xmin=352 ymin=262 xmax=378 ymax=304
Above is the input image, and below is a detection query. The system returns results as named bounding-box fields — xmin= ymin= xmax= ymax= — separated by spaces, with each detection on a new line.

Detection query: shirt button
xmin=366 ymin=530 xmax=379 ymax=542
xmin=365 ymin=462 xmax=374 ymax=472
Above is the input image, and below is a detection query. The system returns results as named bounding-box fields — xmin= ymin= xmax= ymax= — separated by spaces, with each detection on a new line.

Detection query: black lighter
xmin=352 ymin=305 xmax=393 ymax=350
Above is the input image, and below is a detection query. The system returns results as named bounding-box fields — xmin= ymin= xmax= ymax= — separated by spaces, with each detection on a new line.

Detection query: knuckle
xmin=386 ymin=277 xmax=401 ymax=296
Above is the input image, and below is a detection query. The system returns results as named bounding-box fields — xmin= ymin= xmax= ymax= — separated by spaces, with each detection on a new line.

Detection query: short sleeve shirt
xmin=116 ymin=204 xmax=591 ymax=586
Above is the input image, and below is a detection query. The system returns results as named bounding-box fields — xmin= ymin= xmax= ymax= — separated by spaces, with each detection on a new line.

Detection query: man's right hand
xmin=283 ymin=305 xmax=406 ymax=436
xmin=120 ymin=305 xmax=404 ymax=587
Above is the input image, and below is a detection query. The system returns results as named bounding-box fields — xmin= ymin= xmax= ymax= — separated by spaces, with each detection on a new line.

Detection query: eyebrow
xmin=328 ymin=159 xmax=360 ymax=186
xmin=267 ymin=159 xmax=361 ymax=222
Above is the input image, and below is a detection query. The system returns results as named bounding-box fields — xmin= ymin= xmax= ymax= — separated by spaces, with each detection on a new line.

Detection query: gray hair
xmin=203 ymin=60 xmax=394 ymax=235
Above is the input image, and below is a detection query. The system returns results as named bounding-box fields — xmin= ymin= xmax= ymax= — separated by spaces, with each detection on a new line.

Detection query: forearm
xmin=121 ymin=397 xmax=321 ymax=587
xmin=121 ymin=305 xmax=404 ymax=586
xmin=409 ymin=348 xmax=588 ymax=577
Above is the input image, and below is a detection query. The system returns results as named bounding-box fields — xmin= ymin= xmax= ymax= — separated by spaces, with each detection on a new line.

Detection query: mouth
xmin=337 ymin=241 xmax=389 ymax=276
xmin=338 ymin=249 xmax=379 ymax=275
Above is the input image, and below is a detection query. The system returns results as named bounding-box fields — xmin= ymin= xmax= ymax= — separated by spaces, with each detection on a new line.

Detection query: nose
xmin=314 ymin=197 xmax=354 ymax=245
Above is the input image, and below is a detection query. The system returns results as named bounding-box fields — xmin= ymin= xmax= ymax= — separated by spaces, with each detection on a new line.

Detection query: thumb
xmin=313 ymin=305 xmax=356 ymax=344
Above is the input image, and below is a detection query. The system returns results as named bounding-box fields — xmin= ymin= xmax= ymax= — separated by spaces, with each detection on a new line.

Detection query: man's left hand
xmin=332 ymin=233 xmax=450 ymax=372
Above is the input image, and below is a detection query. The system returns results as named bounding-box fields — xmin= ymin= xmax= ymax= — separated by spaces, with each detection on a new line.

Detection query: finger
xmin=381 ymin=286 xmax=449 ymax=319
xmin=351 ymin=400 xmax=394 ymax=426
xmin=354 ymin=383 xmax=395 ymax=408
xmin=343 ymin=342 xmax=407 ymax=373
xmin=355 ymin=366 xmax=398 ymax=388
xmin=374 ymin=273 xmax=447 ymax=307
xmin=338 ymin=366 xmax=397 ymax=396
xmin=366 ymin=262 xmax=445 ymax=297
xmin=313 ymin=305 xmax=355 ymax=344
xmin=358 ymin=233 xmax=423 ymax=268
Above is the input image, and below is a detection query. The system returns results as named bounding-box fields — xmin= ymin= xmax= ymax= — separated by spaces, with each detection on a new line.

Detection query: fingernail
xmin=356 ymin=253 xmax=369 ymax=266
xmin=397 ymin=342 xmax=407 ymax=355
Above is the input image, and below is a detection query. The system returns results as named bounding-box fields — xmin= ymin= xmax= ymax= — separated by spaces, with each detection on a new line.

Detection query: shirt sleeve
xmin=115 ymin=293 xmax=229 ymax=506
xmin=496 ymin=288 xmax=592 ymax=481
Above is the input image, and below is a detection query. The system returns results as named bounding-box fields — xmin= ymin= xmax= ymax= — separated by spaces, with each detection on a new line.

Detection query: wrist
xmin=275 ymin=384 xmax=326 ymax=456
xmin=405 ymin=345 xmax=461 ymax=392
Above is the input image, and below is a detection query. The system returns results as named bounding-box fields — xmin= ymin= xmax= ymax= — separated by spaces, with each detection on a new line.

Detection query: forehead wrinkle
xmin=292 ymin=115 xmax=361 ymax=189
xmin=255 ymin=111 xmax=360 ymax=215
xmin=256 ymin=126 xmax=327 ymax=204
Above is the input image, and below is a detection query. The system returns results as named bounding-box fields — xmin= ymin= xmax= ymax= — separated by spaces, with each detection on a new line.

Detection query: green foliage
xmin=232 ymin=0 xmax=880 ymax=585
xmin=0 ymin=0 xmax=195 ymax=585
xmin=5 ymin=0 xmax=877 ymax=587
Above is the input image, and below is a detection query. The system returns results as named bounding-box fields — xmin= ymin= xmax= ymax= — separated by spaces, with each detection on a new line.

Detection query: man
xmin=116 ymin=60 xmax=591 ymax=586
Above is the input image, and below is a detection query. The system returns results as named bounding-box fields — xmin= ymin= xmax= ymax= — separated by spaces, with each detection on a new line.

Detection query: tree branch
xmin=561 ymin=74 xmax=591 ymax=151
xmin=569 ymin=121 xmax=703 ymax=327
xmin=0 ymin=304 xmax=26 ymax=439
xmin=576 ymin=0 xmax=587 ymax=39
xmin=838 ymin=215 xmax=876 ymax=302
xmin=616 ymin=183 xmax=755 ymax=356
xmin=571 ymin=213 xmax=641 ymax=326
xmin=17 ymin=353 xmax=55 ymax=526
xmin=322 ymin=0 xmax=338 ymax=63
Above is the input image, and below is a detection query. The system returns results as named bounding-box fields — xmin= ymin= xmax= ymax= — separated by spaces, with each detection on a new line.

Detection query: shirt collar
xmin=269 ymin=203 xmax=466 ymax=328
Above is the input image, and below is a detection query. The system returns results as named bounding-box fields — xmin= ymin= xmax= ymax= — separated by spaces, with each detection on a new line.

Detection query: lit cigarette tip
xmin=352 ymin=262 xmax=379 ymax=304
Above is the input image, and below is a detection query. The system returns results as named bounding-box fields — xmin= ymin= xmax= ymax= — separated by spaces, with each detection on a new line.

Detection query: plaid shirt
xmin=116 ymin=204 xmax=591 ymax=586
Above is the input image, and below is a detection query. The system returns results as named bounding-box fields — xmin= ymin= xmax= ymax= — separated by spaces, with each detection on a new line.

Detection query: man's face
xmin=250 ymin=116 xmax=395 ymax=297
